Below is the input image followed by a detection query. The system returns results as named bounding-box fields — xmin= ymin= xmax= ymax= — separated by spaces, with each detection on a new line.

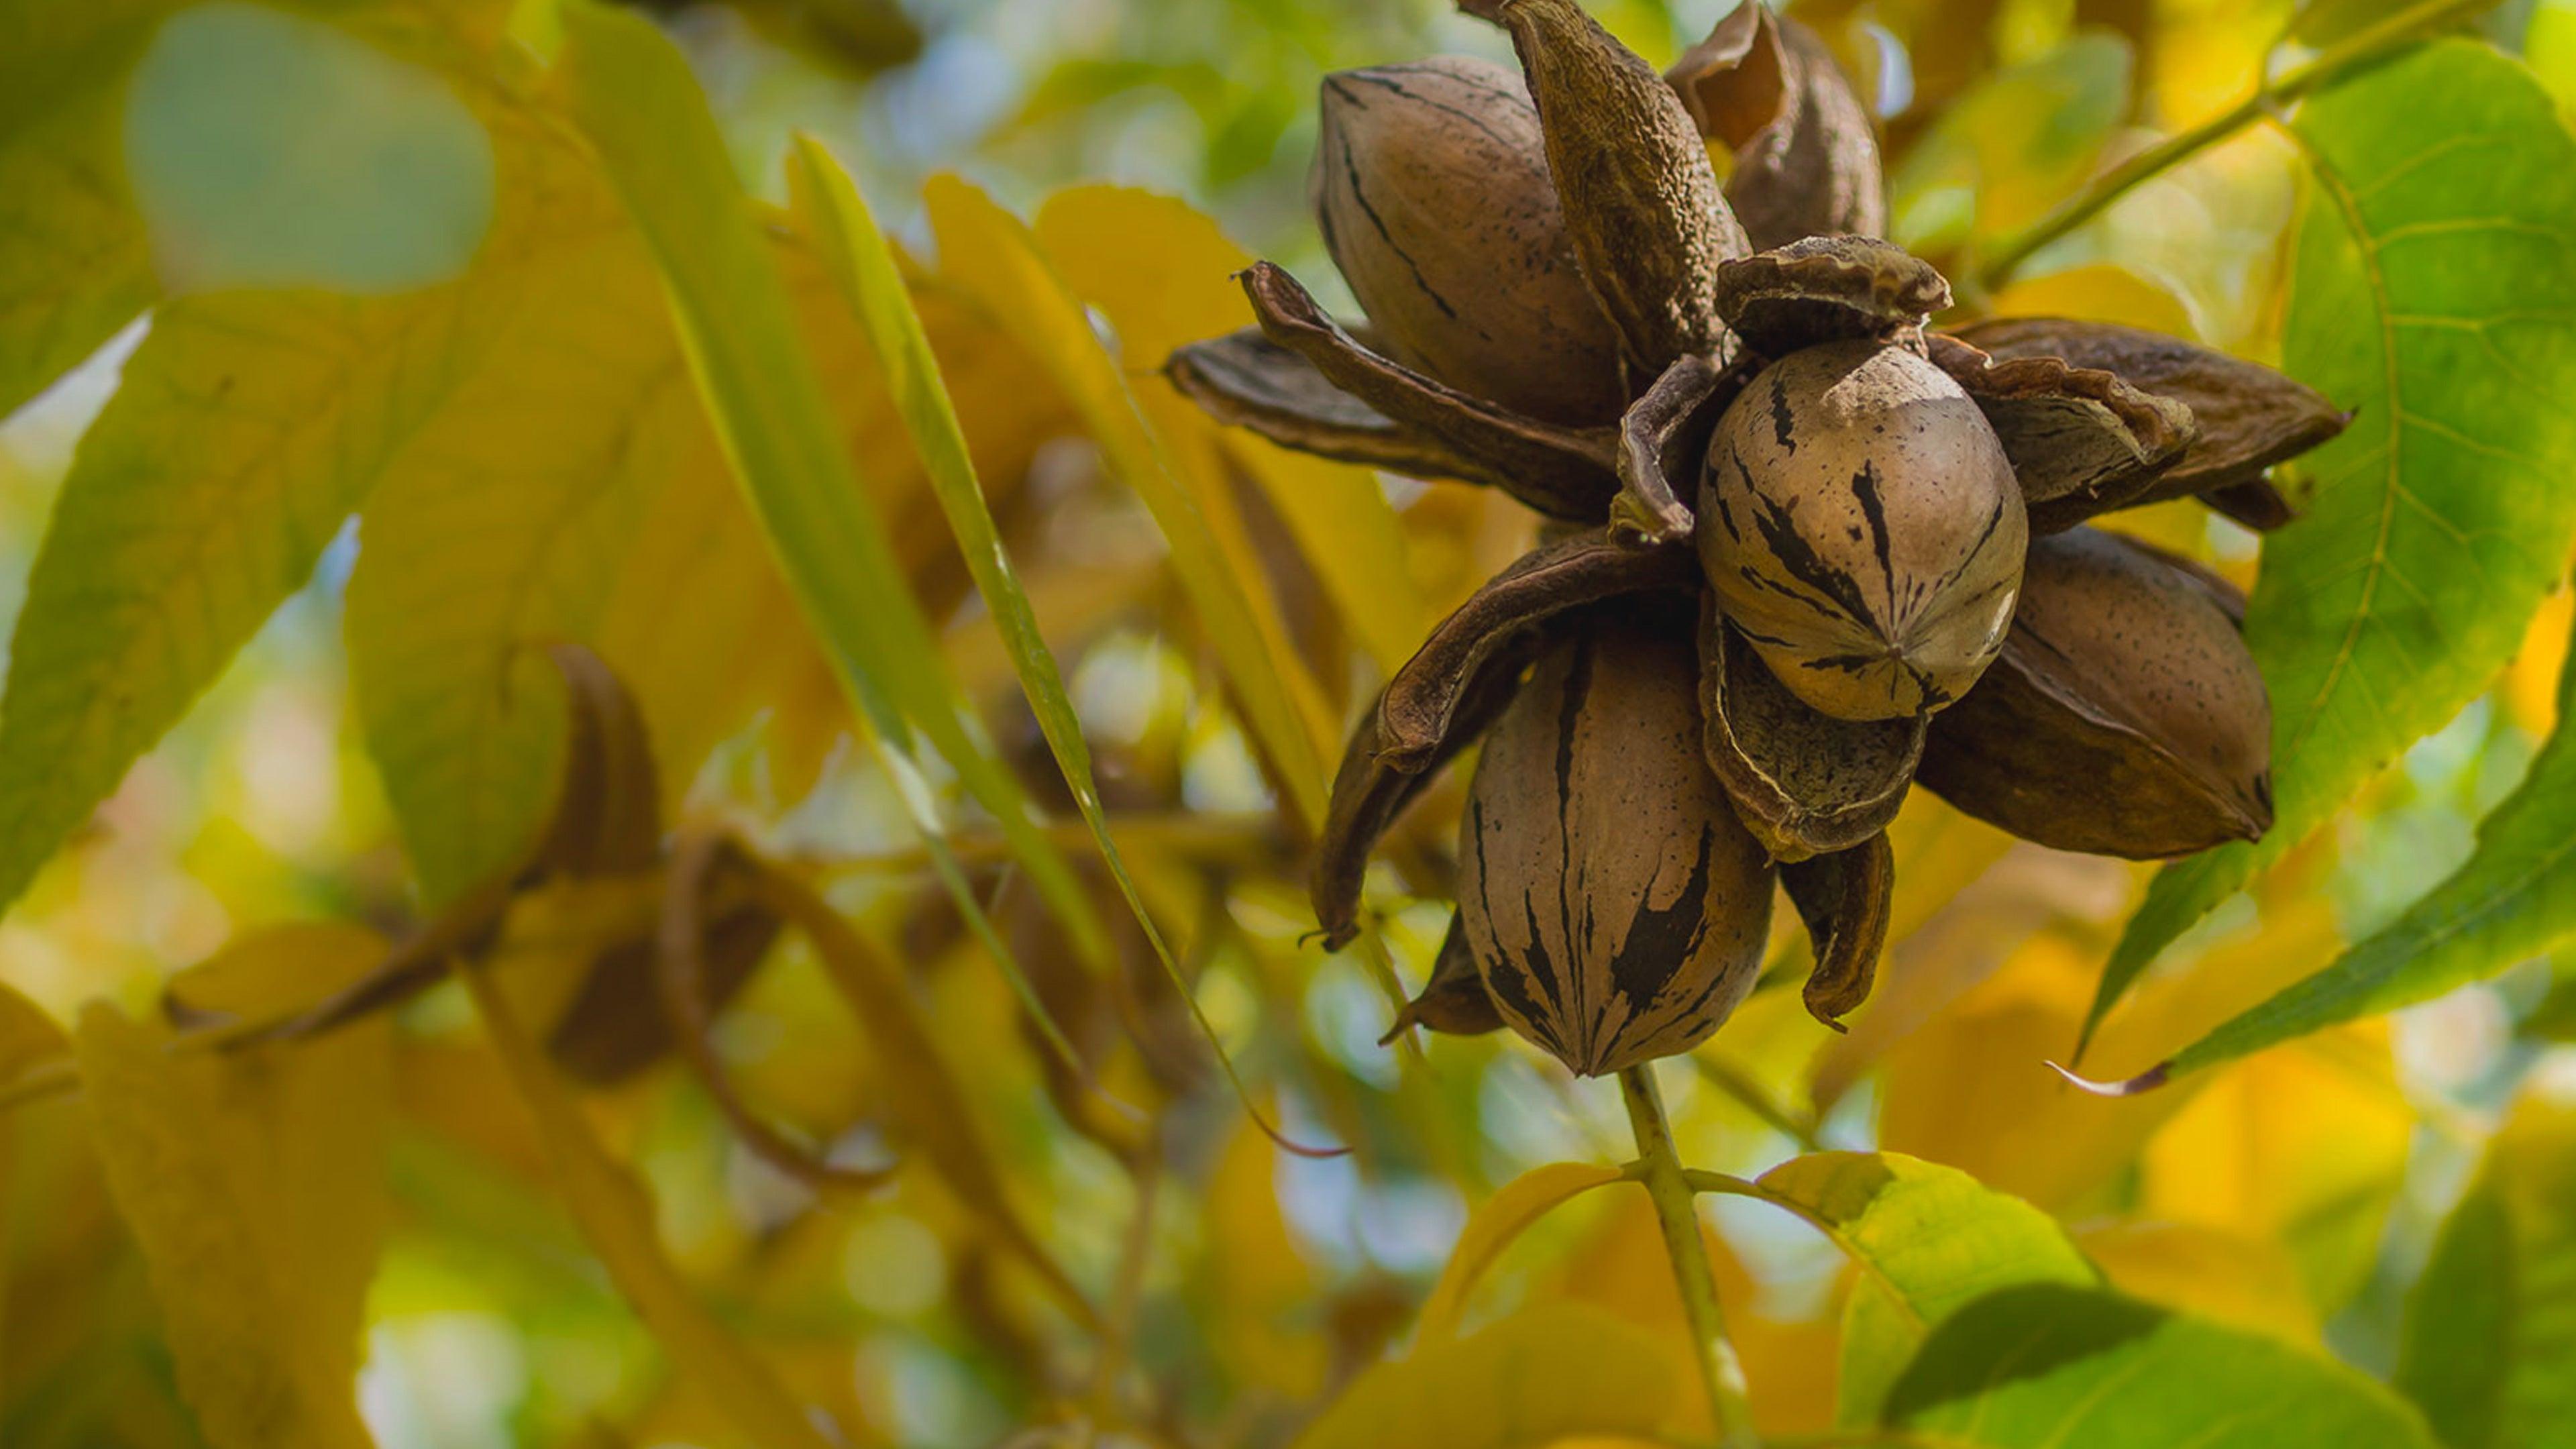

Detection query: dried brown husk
xmin=1700 ymin=339 xmax=2027 ymax=720
xmin=1697 ymin=597 xmax=1923 ymax=862
xmin=1314 ymin=56 xmax=1630 ymax=425
xmin=1462 ymin=0 xmax=1747 ymax=382
xmin=1714 ymin=237 xmax=1951 ymax=358
xmin=1915 ymin=527 xmax=2273 ymax=858
xmin=1924 ymin=331 xmax=2196 ymax=528
xmin=1311 ymin=533 xmax=1701 ymax=946
xmin=1383 ymin=913 xmax=1506 ymax=1040
xmin=1167 ymin=327 xmax=1494 ymax=484
xmin=1668 ymin=1 xmax=1887 ymax=250
xmin=1459 ymin=614 xmax=1774 ymax=1075
xmin=1615 ymin=354 xmax=1748 ymax=541
xmin=1236 ymin=261 xmax=1623 ymax=520
xmin=1955 ymin=317 xmax=2351 ymax=522
xmin=1779 ymin=830 xmax=1894 ymax=1028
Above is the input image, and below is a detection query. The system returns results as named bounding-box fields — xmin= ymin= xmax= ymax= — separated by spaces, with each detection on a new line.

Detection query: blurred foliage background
xmin=5 ymin=0 xmax=2576 ymax=1446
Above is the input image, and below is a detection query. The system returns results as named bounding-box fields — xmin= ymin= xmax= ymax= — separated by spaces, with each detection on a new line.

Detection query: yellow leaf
xmin=1417 ymin=1163 xmax=1627 ymax=1342
xmin=1292 ymin=1302 xmax=1679 ymax=1449
xmin=0 ymin=974 xmax=66 ymax=1081
xmin=2077 ymin=1220 xmax=2321 ymax=1344
xmin=74 ymin=924 xmax=393 ymax=1449
xmin=924 ymin=174 xmax=1333 ymax=831
xmin=1035 ymin=184 xmax=1426 ymax=680
xmin=1199 ymin=1120 xmax=1330 ymax=1399
xmin=1987 ymin=264 xmax=2200 ymax=338
xmin=457 ymin=957 xmax=841 ymax=1449
xmin=162 ymin=918 xmax=394 ymax=1024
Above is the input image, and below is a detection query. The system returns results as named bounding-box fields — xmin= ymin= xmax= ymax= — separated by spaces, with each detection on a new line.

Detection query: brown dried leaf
xmin=1382 ymin=914 xmax=1507 ymax=1042
xmin=1780 ymin=831 xmax=1895 ymax=1028
xmin=1714 ymin=237 xmax=1950 ymax=357
xmin=1916 ymin=528 xmax=2273 ymax=857
xmin=1669 ymin=1 xmax=1888 ymax=250
xmin=1238 ymin=262 xmax=1623 ymax=519
xmin=1925 ymin=331 xmax=2197 ymax=527
xmin=1462 ymin=0 xmax=1747 ymax=380
xmin=1697 ymin=598 xmax=1923 ymax=861
xmin=1955 ymin=317 xmax=2351 ymax=519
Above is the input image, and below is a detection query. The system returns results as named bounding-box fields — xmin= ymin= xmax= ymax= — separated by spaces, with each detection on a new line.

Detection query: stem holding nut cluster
xmin=1619 ymin=1063 xmax=1761 ymax=1449
xmin=1979 ymin=0 xmax=2503 ymax=288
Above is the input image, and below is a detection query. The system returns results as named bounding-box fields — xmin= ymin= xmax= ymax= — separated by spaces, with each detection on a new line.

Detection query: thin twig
xmin=1979 ymin=0 xmax=2502 ymax=287
xmin=1617 ymin=1063 xmax=1761 ymax=1449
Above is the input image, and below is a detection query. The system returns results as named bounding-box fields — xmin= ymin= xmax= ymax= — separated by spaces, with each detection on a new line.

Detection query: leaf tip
xmin=2046 ymin=1058 xmax=2169 ymax=1097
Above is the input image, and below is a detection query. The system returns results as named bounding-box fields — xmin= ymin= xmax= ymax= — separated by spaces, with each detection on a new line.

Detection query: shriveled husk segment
xmin=1955 ymin=317 xmax=2352 ymax=525
xmin=1915 ymin=527 xmax=2273 ymax=858
xmin=1780 ymin=830 xmax=1894 ymax=1029
xmin=1381 ymin=530 xmax=1703 ymax=769
xmin=1311 ymin=531 xmax=1701 ymax=947
xmin=1383 ymin=912 xmax=1507 ymax=1041
xmin=1236 ymin=262 xmax=1624 ymax=520
xmin=1697 ymin=596 xmax=1923 ymax=862
xmin=1616 ymin=354 xmax=1746 ymax=541
xmin=1314 ymin=56 xmax=1629 ymax=425
xmin=1166 ymin=328 xmax=1497 ymax=484
xmin=1459 ymin=614 xmax=1774 ymax=1076
xmin=1713 ymin=237 xmax=1951 ymax=358
xmin=1461 ymin=0 xmax=1747 ymax=382
xmin=1312 ymin=633 xmax=1538 ymax=951
xmin=1700 ymin=339 xmax=2027 ymax=720
xmin=1668 ymin=0 xmax=1886 ymax=251
xmin=1925 ymin=332 xmax=2198 ymax=532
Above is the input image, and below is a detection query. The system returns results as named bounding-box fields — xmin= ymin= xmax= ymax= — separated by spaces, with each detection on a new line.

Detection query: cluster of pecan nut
xmin=1167 ymin=0 xmax=2347 ymax=1076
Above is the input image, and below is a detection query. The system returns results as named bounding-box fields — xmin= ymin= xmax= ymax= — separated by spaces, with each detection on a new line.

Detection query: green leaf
xmin=0 ymin=91 xmax=593 ymax=919
xmin=2094 ymin=42 xmax=2576 ymax=1042
xmin=1886 ymin=1283 xmax=2438 ymax=1446
xmin=2159 ymin=621 xmax=2576 ymax=1077
xmin=2396 ymin=1099 xmax=2576 ymax=1446
xmin=553 ymin=2 xmax=1108 ymax=967
xmin=1709 ymin=1151 xmax=2099 ymax=1424
xmin=1415 ymin=1162 xmax=1627 ymax=1342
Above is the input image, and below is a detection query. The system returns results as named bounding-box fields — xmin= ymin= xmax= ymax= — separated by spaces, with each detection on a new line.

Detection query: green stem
xmin=1978 ymin=0 xmax=2499 ymax=288
xmin=1618 ymin=1063 xmax=1760 ymax=1449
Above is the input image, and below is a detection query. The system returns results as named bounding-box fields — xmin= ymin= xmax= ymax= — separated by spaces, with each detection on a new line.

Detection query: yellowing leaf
xmin=163 ymin=919 xmax=394 ymax=1022
xmin=75 ymin=924 xmax=393 ymax=1449
xmin=2078 ymin=1220 xmax=2321 ymax=1344
xmin=924 ymin=174 xmax=1332 ymax=830
xmin=1291 ymin=1303 xmax=1679 ymax=1449
xmin=1033 ymin=184 xmax=1427 ymax=680
xmin=458 ymin=957 xmax=839 ymax=1449
xmin=1987 ymin=263 xmax=2199 ymax=338
xmin=0 ymin=975 xmax=65 ymax=1081
xmin=1199 ymin=1120 xmax=1329 ymax=1399
xmin=0 ymin=88 xmax=608 ymax=917
xmin=1417 ymin=1163 xmax=1627 ymax=1342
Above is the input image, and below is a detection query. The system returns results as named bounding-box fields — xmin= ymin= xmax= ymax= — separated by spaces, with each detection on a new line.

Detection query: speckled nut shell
xmin=1699 ymin=339 xmax=2027 ymax=720
xmin=1315 ymin=56 xmax=1629 ymax=425
xmin=1714 ymin=237 xmax=1952 ymax=358
xmin=1914 ymin=527 xmax=2273 ymax=857
xmin=1458 ymin=616 xmax=1774 ymax=1076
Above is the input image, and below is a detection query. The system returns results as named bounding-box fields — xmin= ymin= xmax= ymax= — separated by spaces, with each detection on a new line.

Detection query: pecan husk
xmin=1667 ymin=0 xmax=1886 ymax=250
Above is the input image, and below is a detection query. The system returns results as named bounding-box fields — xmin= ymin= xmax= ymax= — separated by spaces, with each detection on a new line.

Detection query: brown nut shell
xmin=1698 ymin=596 xmax=1923 ymax=862
xmin=1459 ymin=617 xmax=1775 ymax=1076
xmin=1925 ymin=332 xmax=2198 ymax=529
xmin=1914 ymin=527 xmax=2273 ymax=858
xmin=1668 ymin=1 xmax=1886 ymax=250
xmin=1316 ymin=57 xmax=1629 ymax=425
xmin=1462 ymin=0 xmax=1747 ymax=382
xmin=1699 ymin=339 xmax=2027 ymax=720
xmin=1167 ymin=326 xmax=1491 ymax=484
